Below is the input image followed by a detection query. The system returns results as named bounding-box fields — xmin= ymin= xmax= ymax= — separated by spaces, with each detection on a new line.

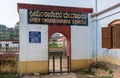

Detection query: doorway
xmin=48 ymin=25 xmax=71 ymax=73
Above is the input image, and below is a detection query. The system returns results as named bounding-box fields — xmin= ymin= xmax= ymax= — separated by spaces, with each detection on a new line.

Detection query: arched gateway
xmin=18 ymin=3 xmax=93 ymax=74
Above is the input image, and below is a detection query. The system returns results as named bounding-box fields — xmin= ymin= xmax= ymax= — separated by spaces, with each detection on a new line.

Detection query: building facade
xmin=18 ymin=3 xmax=93 ymax=74
xmin=91 ymin=0 xmax=120 ymax=65
xmin=17 ymin=0 xmax=120 ymax=74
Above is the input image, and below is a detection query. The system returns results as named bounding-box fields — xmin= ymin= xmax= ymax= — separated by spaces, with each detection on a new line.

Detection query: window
xmin=102 ymin=27 xmax=112 ymax=48
xmin=102 ymin=24 xmax=120 ymax=49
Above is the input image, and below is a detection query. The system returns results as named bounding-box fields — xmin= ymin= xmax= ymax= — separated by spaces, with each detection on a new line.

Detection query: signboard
xmin=27 ymin=10 xmax=88 ymax=26
xmin=29 ymin=31 xmax=41 ymax=43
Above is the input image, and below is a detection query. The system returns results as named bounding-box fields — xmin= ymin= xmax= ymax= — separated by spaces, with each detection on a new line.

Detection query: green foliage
xmin=89 ymin=62 xmax=108 ymax=70
xmin=0 ymin=74 xmax=18 ymax=78
xmin=99 ymin=76 xmax=114 ymax=78
xmin=109 ymin=70 xmax=113 ymax=74
xmin=49 ymin=43 xmax=58 ymax=48
xmin=0 ymin=33 xmax=19 ymax=40
xmin=77 ymin=68 xmax=95 ymax=75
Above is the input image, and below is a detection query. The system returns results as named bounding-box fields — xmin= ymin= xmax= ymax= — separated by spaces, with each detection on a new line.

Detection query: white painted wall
xmin=71 ymin=26 xmax=89 ymax=59
xmin=19 ymin=9 xmax=93 ymax=61
xmin=96 ymin=0 xmax=120 ymax=12
xmin=96 ymin=13 xmax=120 ymax=60
xmin=28 ymin=25 xmax=48 ymax=61
xmin=19 ymin=9 xmax=28 ymax=61
xmin=18 ymin=1 xmax=120 ymax=64
xmin=19 ymin=9 xmax=48 ymax=61
xmin=71 ymin=14 xmax=93 ymax=60
xmin=19 ymin=1 xmax=93 ymax=61
xmin=91 ymin=0 xmax=120 ymax=61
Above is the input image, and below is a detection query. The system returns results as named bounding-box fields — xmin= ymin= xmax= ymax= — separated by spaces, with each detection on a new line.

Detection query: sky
xmin=0 ymin=0 xmax=92 ymax=27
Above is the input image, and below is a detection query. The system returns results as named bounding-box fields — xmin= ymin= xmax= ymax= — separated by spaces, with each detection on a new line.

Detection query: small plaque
xmin=29 ymin=31 xmax=41 ymax=43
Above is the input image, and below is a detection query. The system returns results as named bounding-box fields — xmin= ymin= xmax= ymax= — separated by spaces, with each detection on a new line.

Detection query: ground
xmin=1 ymin=62 xmax=120 ymax=78
xmin=20 ymin=62 xmax=120 ymax=78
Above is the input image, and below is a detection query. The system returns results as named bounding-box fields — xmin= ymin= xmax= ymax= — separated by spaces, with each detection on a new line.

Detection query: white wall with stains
xmin=92 ymin=0 xmax=120 ymax=64
xmin=19 ymin=9 xmax=48 ymax=61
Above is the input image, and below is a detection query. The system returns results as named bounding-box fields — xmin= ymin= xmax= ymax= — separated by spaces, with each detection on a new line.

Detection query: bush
xmin=49 ymin=43 xmax=58 ymax=48
xmin=89 ymin=62 xmax=109 ymax=70
xmin=99 ymin=76 xmax=114 ymax=78
xmin=0 ymin=74 xmax=18 ymax=78
xmin=109 ymin=70 xmax=113 ymax=74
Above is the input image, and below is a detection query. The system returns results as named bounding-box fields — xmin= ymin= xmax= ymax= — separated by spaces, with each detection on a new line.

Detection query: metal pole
xmin=60 ymin=56 xmax=62 ymax=74
xmin=53 ymin=56 xmax=55 ymax=74
xmin=95 ymin=0 xmax=98 ymax=62
xmin=67 ymin=56 xmax=69 ymax=73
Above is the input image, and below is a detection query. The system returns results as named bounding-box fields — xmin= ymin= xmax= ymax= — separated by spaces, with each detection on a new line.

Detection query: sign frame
xmin=27 ymin=10 xmax=88 ymax=26
xmin=29 ymin=31 xmax=41 ymax=43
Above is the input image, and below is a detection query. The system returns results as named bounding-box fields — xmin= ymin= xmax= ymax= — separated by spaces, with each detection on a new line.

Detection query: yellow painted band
xmin=71 ymin=59 xmax=92 ymax=71
xmin=18 ymin=61 xmax=48 ymax=74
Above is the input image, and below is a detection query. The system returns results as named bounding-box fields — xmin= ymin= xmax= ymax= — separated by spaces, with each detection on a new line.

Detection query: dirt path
xmin=21 ymin=73 xmax=78 ymax=78
xmin=41 ymin=73 xmax=78 ymax=78
xmin=20 ymin=68 xmax=120 ymax=78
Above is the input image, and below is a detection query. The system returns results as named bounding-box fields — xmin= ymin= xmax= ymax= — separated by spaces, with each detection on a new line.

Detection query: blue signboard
xmin=28 ymin=10 xmax=88 ymax=26
xmin=29 ymin=31 xmax=41 ymax=43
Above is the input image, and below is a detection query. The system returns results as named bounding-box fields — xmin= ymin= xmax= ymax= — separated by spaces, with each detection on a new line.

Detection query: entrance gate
xmin=48 ymin=25 xmax=71 ymax=73
xmin=49 ymin=51 xmax=69 ymax=74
